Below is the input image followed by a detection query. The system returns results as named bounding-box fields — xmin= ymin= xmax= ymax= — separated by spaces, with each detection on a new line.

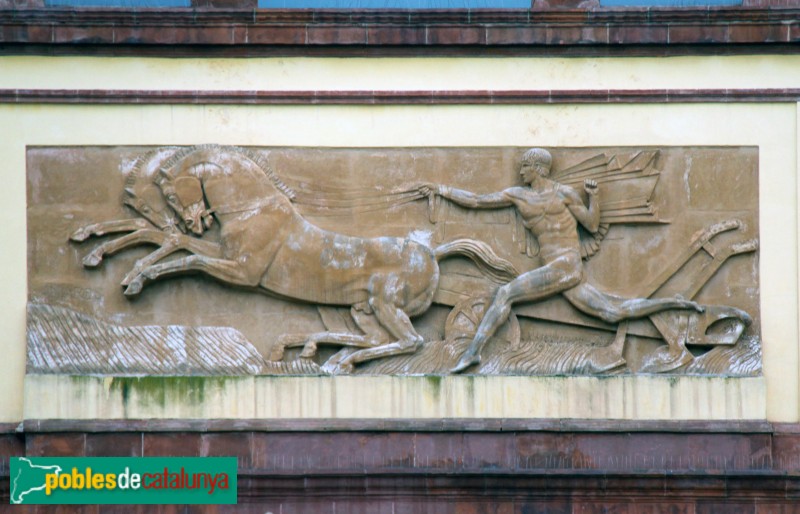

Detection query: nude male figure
xmin=420 ymin=148 xmax=704 ymax=373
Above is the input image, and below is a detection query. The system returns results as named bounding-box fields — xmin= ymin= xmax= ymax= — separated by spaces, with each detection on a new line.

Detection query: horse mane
xmin=122 ymin=147 xmax=183 ymax=231
xmin=123 ymin=149 xmax=157 ymax=197
xmin=124 ymin=147 xmax=175 ymax=204
xmin=158 ymin=144 xmax=297 ymax=201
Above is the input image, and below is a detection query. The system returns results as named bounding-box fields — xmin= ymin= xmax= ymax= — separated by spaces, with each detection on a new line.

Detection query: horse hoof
xmin=70 ymin=228 xmax=90 ymax=242
xmin=124 ymin=281 xmax=142 ymax=296
xmin=120 ymin=269 xmax=141 ymax=286
xmin=82 ymin=253 xmax=102 ymax=268
xmin=300 ymin=343 xmax=318 ymax=359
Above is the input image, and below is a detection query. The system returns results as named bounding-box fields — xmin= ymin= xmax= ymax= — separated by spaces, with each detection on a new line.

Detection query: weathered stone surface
xmin=22 ymin=374 xmax=766 ymax=420
xmin=28 ymin=145 xmax=760 ymax=377
xmin=27 ymin=303 xmax=266 ymax=375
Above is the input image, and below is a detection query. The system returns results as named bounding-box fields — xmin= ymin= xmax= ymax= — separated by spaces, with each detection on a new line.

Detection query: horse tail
xmin=433 ymin=239 xmax=519 ymax=284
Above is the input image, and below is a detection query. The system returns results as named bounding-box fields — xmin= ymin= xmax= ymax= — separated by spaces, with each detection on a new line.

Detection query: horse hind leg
xmin=297 ymin=331 xmax=377 ymax=359
xmin=317 ymin=303 xmax=397 ymax=371
xmin=270 ymin=332 xmax=378 ymax=361
xmin=333 ymin=276 xmax=426 ymax=374
xmin=270 ymin=302 xmax=392 ymax=363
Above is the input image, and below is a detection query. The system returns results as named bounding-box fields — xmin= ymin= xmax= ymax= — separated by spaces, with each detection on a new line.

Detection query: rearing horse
xmin=124 ymin=145 xmax=518 ymax=373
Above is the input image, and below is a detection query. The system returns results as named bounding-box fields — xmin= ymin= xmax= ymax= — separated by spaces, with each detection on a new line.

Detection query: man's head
xmin=520 ymin=148 xmax=552 ymax=183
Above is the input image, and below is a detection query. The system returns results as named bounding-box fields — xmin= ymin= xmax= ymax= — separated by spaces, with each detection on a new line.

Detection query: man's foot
xmin=451 ymin=353 xmax=481 ymax=374
xmin=675 ymin=295 xmax=705 ymax=313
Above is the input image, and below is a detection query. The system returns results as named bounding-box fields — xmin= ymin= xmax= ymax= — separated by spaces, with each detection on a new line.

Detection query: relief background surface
xmin=26 ymin=146 xmax=759 ymax=376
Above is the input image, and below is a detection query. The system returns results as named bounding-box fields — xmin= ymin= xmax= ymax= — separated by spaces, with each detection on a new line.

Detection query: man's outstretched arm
xmin=419 ymin=184 xmax=515 ymax=209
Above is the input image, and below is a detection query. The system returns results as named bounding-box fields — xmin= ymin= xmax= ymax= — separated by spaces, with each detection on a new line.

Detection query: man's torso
xmin=507 ymin=184 xmax=582 ymax=261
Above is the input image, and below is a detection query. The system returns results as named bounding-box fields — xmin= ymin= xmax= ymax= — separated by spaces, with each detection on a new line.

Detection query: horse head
xmin=123 ymin=148 xmax=183 ymax=233
xmin=154 ymin=145 xmax=296 ymax=236
xmin=156 ymin=167 xmax=214 ymax=236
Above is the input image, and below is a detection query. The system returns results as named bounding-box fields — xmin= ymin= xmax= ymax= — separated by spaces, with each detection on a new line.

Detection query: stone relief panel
xmin=27 ymin=146 xmax=760 ymax=376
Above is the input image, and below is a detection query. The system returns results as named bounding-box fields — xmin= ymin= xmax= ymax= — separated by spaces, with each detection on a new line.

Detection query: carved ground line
xmin=20 ymin=418 xmax=776 ymax=433
xmin=2 ymin=88 xmax=800 ymax=104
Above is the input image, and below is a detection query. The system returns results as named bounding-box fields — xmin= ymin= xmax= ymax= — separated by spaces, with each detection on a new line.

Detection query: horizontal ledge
xmin=0 ymin=10 xmax=798 ymax=47
xmin=1 ymin=7 xmax=799 ymax=24
xmin=2 ymin=44 xmax=800 ymax=59
xmin=20 ymin=418 xmax=776 ymax=433
xmin=2 ymin=88 xmax=800 ymax=104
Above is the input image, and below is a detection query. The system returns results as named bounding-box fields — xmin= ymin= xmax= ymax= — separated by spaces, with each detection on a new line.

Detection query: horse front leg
xmin=124 ymin=254 xmax=258 ymax=296
xmin=120 ymin=237 xmax=222 ymax=285
xmin=80 ymin=229 xmax=176 ymax=268
xmin=70 ymin=219 xmax=153 ymax=242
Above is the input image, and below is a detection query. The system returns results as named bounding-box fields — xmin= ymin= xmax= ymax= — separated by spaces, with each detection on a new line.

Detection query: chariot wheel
xmin=444 ymin=296 xmax=521 ymax=349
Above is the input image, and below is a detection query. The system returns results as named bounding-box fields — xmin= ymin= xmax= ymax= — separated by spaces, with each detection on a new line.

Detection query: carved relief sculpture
xmin=26 ymin=145 xmax=760 ymax=376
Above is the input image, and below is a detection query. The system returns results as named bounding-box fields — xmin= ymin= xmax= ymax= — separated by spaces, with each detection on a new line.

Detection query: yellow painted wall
xmin=1 ymin=55 xmax=797 ymax=422
xmin=1 ymin=55 xmax=799 ymax=91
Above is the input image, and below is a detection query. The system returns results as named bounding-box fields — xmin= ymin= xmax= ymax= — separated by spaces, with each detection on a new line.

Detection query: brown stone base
xmin=3 ymin=420 xmax=800 ymax=512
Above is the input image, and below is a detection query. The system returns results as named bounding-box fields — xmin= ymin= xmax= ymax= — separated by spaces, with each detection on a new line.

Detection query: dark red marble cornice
xmin=0 ymin=7 xmax=798 ymax=51
xmin=6 ymin=419 xmax=800 ymax=509
xmin=1 ymin=88 xmax=799 ymax=104
xmin=0 ymin=6 xmax=798 ymax=24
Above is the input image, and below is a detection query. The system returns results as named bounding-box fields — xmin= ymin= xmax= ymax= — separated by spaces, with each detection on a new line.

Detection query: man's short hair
xmin=521 ymin=148 xmax=552 ymax=168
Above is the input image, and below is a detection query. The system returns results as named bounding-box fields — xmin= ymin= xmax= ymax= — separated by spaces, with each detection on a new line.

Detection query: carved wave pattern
xmin=355 ymin=334 xmax=762 ymax=376
xmin=27 ymin=304 xmax=267 ymax=375
xmin=26 ymin=304 xmax=761 ymax=377
xmin=355 ymin=338 xmax=464 ymax=375
xmin=262 ymin=359 xmax=325 ymax=375
xmin=357 ymin=334 xmax=622 ymax=376
xmin=683 ymin=336 xmax=762 ymax=376
xmin=478 ymin=336 xmax=618 ymax=375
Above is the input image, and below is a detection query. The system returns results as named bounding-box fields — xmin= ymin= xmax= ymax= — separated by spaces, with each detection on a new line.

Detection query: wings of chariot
xmin=552 ymin=150 xmax=664 ymax=259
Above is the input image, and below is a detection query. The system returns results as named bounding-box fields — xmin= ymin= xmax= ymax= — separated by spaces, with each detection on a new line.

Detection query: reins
xmin=211 ymin=196 xmax=282 ymax=216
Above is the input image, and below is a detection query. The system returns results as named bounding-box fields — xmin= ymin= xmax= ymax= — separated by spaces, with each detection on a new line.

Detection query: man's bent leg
xmin=563 ymin=282 xmax=704 ymax=324
xmin=451 ymin=285 xmax=514 ymax=373
xmin=451 ymin=260 xmax=581 ymax=373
